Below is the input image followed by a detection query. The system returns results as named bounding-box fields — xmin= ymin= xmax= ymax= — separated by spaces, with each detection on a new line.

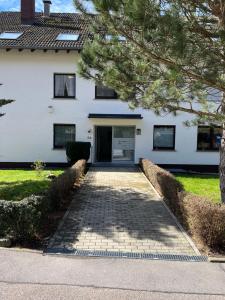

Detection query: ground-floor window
xmin=53 ymin=124 xmax=76 ymax=149
xmin=153 ymin=125 xmax=176 ymax=150
xmin=197 ymin=126 xmax=222 ymax=151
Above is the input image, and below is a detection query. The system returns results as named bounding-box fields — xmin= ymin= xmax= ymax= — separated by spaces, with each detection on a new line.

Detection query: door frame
xmin=94 ymin=125 xmax=136 ymax=163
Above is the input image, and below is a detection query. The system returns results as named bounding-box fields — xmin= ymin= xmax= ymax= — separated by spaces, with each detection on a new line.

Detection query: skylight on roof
xmin=105 ymin=35 xmax=126 ymax=41
xmin=0 ymin=32 xmax=23 ymax=40
xmin=56 ymin=33 xmax=80 ymax=41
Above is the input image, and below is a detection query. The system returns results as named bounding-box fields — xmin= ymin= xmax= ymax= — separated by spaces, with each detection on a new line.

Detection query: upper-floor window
xmin=56 ymin=33 xmax=80 ymax=41
xmin=53 ymin=124 xmax=76 ymax=149
xmin=54 ymin=74 xmax=76 ymax=99
xmin=153 ymin=125 xmax=176 ymax=150
xmin=197 ymin=126 xmax=222 ymax=151
xmin=95 ymin=85 xmax=118 ymax=99
xmin=0 ymin=32 xmax=23 ymax=39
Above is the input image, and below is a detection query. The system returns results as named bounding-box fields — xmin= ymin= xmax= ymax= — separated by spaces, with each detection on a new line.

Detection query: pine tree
xmin=75 ymin=0 xmax=225 ymax=203
xmin=0 ymin=83 xmax=14 ymax=117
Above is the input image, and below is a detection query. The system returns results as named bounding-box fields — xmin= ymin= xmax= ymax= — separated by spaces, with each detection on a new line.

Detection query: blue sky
xmin=0 ymin=0 xmax=92 ymax=12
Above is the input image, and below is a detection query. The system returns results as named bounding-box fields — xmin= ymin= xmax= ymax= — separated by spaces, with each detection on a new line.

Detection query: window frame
xmin=153 ymin=125 xmax=176 ymax=151
xmin=197 ymin=125 xmax=221 ymax=151
xmin=0 ymin=31 xmax=23 ymax=40
xmin=56 ymin=33 xmax=80 ymax=41
xmin=95 ymin=85 xmax=118 ymax=100
xmin=53 ymin=124 xmax=76 ymax=149
xmin=54 ymin=73 xmax=76 ymax=99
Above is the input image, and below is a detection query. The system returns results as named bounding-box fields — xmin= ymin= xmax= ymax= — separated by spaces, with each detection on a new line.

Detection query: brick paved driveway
xmin=47 ymin=167 xmax=198 ymax=256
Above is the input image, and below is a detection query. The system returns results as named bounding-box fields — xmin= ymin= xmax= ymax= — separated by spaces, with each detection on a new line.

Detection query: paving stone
xmin=47 ymin=167 xmax=198 ymax=256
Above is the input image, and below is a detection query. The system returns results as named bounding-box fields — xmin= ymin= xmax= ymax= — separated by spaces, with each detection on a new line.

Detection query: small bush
xmin=140 ymin=158 xmax=225 ymax=252
xmin=182 ymin=193 xmax=225 ymax=250
xmin=0 ymin=195 xmax=50 ymax=240
xmin=31 ymin=160 xmax=46 ymax=176
xmin=66 ymin=142 xmax=91 ymax=164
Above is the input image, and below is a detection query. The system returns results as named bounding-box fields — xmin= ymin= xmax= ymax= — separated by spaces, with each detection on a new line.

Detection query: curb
xmin=208 ymin=256 xmax=225 ymax=263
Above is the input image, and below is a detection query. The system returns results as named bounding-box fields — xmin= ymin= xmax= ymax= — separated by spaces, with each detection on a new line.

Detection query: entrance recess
xmin=95 ymin=126 xmax=135 ymax=163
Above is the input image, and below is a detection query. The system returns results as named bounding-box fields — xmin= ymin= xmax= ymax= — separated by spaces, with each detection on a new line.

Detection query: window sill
xmin=152 ymin=149 xmax=176 ymax=152
xmin=52 ymin=98 xmax=77 ymax=100
xmin=94 ymin=98 xmax=118 ymax=101
xmin=196 ymin=150 xmax=219 ymax=152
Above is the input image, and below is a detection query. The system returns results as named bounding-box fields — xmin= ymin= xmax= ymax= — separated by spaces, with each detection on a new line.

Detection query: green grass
xmin=175 ymin=173 xmax=221 ymax=203
xmin=0 ymin=169 xmax=64 ymax=201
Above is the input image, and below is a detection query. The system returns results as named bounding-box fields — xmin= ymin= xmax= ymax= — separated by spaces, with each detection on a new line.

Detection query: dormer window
xmin=0 ymin=32 xmax=23 ymax=40
xmin=56 ymin=33 xmax=80 ymax=41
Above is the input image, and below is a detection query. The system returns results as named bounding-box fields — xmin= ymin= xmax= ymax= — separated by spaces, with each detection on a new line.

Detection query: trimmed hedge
xmin=66 ymin=142 xmax=91 ymax=164
xmin=48 ymin=159 xmax=86 ymax=209
xmin=140 ymin=159 xmax=183 ymax=217
xmin=140 ymin=159 xmax=225 ymax=252
xmin=0 ymin=160 xmax=86 ymax=241
xmin=0 ymin=195 xmax=50 ymax=241
xmin=182 ymin=193 xmax=225 ymax=250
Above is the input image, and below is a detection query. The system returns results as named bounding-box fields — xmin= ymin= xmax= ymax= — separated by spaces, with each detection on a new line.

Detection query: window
xmin=153 ymin=126 xmax=176 ymax=150
xmin=197 ymin=126 xmax=222 ymax=151
xmin=105 ymin=35 xmax=126 ymax=41
xmin=95 ymin=85 xmax=118 ymax=99
xmin=54 ymin=74 xmax=76 ymax=98
xmin=56 ymin=33 xmax=80 ymax=41
xmin=0 ymin=32 xmax=23 ymax=39
xmin=53 ymin=124 xmax=76 ymax=149
xmin=114 ymin=127 xmax=135 ymax=138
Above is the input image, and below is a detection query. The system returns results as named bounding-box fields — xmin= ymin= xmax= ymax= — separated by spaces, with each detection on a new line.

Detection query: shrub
xmin=140 ymin=158 xmax=225 ymax=252
xmin=31 ymin=160 xmax=46 ymax=176
xmin=182 ymin=193 xmax=225 ymax=250
xmin=140 ymin=159 xmax=184 ymax=217
xmin=0 ymin=160 xmax=86 ymax=241
xmin=0 ymin=195 xmax=50 ymax=240
xmin=66 ymin=142 xmax=91 ymax=164
xmin=48 ymin=159 xmax=86 ymax=209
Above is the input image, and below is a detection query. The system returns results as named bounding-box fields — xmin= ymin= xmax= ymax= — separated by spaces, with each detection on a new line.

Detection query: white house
xmin=0 ymin=0 xmax=221 ymax=171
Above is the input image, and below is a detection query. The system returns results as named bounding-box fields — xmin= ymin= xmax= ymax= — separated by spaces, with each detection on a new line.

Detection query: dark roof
xmin=0 ymin=12 xmax=89 ymax=50
xmin=88 ymin=114 xmax=143 ymax=119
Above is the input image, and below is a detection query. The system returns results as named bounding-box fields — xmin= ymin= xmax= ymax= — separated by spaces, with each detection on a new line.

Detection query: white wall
xmin=0 ymin=49 xmax=220 ymax=165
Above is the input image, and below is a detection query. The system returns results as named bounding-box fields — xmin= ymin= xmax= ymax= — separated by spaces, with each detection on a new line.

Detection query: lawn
xmin=175 ymin=173 xmax=221 ymax=204
xmin=0 ymin=169 xmax=64 ymax=201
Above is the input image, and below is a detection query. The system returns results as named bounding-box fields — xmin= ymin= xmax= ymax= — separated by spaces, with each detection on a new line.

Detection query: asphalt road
xmin=0 ymin=248 xmax=225 ymax=299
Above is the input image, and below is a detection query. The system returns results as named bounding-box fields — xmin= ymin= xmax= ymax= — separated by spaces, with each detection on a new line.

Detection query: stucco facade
xmin=0 ymin=49 xmax=220 ymax=167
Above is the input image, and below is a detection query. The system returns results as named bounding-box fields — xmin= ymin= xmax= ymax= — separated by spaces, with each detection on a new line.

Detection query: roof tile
xmin=0 ymin=12 xmax=88 ymax=50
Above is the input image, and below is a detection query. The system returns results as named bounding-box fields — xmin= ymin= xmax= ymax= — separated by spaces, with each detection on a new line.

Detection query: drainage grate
xmin=45 ymin=248 xmax=208 ymax=262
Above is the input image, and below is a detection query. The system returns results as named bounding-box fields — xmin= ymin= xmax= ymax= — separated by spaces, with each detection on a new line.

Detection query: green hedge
xmin=0 ymin=195 xmax=50 ymax=241
xmin=140 ymin=159 xmax=225 ymax=253
xmin=48 ymin=159 xmax=86 ymax=209
xmin=0 ymin=159 xmax=86 ymax=241
xmin=66 ymin=142 xmax=91 ymax=164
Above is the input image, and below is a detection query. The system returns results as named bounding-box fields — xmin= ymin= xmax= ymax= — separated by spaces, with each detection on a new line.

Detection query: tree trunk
xmin=219 ymin=97 xmax=225 ymax=203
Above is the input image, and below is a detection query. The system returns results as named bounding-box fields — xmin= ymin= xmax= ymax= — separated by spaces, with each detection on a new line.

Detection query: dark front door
xmin=96 ymin=126 xmax=112 ymax=162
